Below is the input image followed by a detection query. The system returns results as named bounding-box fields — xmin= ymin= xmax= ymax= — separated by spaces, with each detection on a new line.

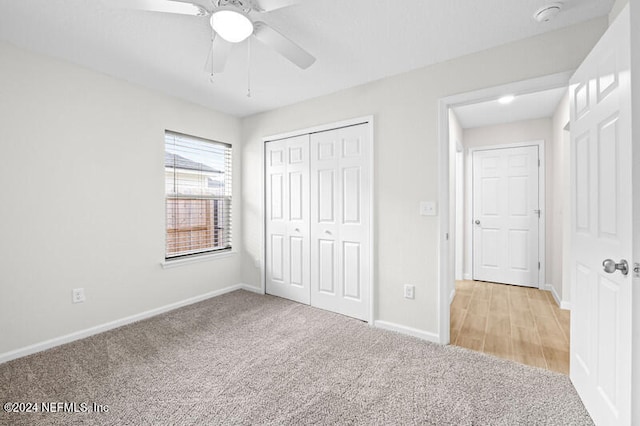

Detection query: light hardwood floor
xmin=450 ymin=280 xmax=570 ymax=374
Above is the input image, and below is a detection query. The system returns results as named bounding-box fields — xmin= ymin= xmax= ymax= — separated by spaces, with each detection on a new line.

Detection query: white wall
xmin=551 ymin=91 xmax=570 ymax=307
xmin=462 ymin=118 xmax=553 ymax=149
xmin=241 ymin=18 xmax=607 ymax=337
xmin=0 ymin=41 xmax=243 ymax=357
xmin=462 ymin=118 xmax=553 ymax=287
xmin=610 ymin=0 xmax=629 ymax=24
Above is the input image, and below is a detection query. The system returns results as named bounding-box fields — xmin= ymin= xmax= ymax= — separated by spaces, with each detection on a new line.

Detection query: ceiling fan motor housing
xmin=216 ymin=0 xmax=252 ymax=13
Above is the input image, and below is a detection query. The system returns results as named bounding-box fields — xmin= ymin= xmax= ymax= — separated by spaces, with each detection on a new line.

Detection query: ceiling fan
xmin=114 ymin=0 xmax=316 ymax=74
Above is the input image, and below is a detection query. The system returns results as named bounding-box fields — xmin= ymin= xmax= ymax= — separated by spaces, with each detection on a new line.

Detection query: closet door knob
xmin=325 ymin=230 xmax=332 ymax=235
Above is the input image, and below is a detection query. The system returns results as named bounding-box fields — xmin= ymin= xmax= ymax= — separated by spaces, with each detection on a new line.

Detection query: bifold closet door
xmin=265 ymin=135 xmax=310 ymax=304
xmin=310 ymin=124 xmax=370 ymax=321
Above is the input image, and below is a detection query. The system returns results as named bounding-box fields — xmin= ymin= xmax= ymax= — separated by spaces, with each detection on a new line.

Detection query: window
xmin=165 ymin=131 xmax=232 ymax=259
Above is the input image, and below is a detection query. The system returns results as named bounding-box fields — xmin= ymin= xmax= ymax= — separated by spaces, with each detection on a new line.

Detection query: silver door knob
xmin=325 ymin=230 xmax=332 ymax=235
xmin=602 ymin=259 xmax=629 ymax=276
xmin=474 ymin=220 xmax=481 ymax=225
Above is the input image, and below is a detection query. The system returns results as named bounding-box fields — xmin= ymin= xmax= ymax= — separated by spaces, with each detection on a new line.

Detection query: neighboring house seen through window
xmin=165 ymin=131 xmax=232 ymax=259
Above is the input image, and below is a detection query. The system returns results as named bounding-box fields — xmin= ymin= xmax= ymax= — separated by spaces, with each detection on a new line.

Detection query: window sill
xmin=161 ymin=250 xmax=237 ymax=269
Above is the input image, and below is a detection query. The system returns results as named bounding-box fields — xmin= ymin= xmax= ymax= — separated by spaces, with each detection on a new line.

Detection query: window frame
xmin=164 ymin=130 xmax=233 ymax=262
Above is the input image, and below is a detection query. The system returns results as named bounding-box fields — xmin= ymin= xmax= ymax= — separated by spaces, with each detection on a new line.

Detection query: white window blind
xmin=165 ymin=131 xmax=232 ymax=259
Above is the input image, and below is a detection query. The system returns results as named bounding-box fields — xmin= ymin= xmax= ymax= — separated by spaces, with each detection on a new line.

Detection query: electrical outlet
xmin=404 ymin=284 xmax=415 ymax=299
xmin=72 ymin=288 xmax=85 ymax=304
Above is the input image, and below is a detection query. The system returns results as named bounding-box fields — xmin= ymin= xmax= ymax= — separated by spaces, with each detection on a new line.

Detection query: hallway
xmin=450 ymin=280 xmax=570 ymax=374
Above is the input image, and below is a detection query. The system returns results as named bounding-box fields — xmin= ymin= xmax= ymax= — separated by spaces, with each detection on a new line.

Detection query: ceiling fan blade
xmin=253 ymin=21 xmax=315 ymax=69
xmin=108 ymin=0 xmax=209 ymax=16
xmin=204 ymin=35 xmax=233 ymax=74
xmin=253 ymin=0 xmax=300 ymax=12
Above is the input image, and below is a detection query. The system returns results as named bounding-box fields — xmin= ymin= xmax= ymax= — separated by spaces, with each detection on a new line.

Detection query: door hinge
xmin=538 ymin=262 xmax=541 ymax=270
xmin=534 ymin=209 xmax=541 ymax=218
xmin=538 ymin=159 xmax=541 ymax=167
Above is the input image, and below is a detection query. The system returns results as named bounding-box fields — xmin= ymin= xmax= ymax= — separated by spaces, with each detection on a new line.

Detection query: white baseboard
xmin=560 ymin=300 xmax=571 ymax=310
xmin=543 ymin=283 xmax=571 ymax=310
xmin=0 ymin=283 xmax=259 ymax=365
xmin=463 ymin=273 xmax=472 ymax=280
xmin=374 ymin=320 xmax=441 ymax=344
xmin=237 ymin=283 xmax=264 ymax=294
xmin=544 ymin=283 xmax=561 ymax=306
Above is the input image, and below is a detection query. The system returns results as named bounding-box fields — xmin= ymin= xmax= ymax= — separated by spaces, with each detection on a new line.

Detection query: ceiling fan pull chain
xmin=247 ymin=37 xmax=252 ymax=98
xmin=210 ymin=29 xmax=216 ymax=83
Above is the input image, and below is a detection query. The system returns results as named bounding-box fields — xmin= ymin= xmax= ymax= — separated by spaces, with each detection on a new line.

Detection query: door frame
xmin=454 ymin=141 xmax=464 ymax=282
xmin=631 ymin=4 xmax=640 ymax=423
xmin=437 ymin=71 xmax=572 ymax=344
xmin=259 ymin=115 xmax=376 ymax=323
xmin=468 ymin=140 xmax=546 ymax=288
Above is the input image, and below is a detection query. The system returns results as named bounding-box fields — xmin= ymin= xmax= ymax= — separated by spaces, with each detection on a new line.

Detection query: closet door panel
xmin=289 ymin=235 xmax=304 ymax=287
xmin=317 ymin=169 xmax=336 ymax=223
xmin=310 ymin=124 xmax=370 ymax=321
xmin=270 ymin=234 xmax=285 ymax=282
xmin=270 ymin=173 xmax=284 ymax=220
xmin=318 ymin=239 xmax=336 ymax=294
xmin=342 ymin=241 xmax=361 ymax=299
xmin=265 ymin=136 xmax=310 ymax=304
xmin=342 ymin=167 xmax=361 ymax=224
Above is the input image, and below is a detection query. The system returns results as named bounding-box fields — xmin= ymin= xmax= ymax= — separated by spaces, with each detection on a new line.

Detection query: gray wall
xmin=0 ymin=41 xmax=243 ymax=356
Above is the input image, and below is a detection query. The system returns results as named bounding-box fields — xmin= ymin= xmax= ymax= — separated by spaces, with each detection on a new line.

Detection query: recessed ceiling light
xmin=498 ymin=95 xmax=515 ymax=105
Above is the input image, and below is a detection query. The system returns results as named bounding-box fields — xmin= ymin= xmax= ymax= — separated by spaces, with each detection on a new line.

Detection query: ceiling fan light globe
xmin=210 ymin=9 xmax=254 ymax=43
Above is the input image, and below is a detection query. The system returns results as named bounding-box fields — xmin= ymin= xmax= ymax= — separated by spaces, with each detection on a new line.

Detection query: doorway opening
xmin=438 ymin=73 xmax=572 ymax=374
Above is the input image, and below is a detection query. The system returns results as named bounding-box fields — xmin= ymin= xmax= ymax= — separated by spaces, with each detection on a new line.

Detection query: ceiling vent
xmin=534 ymin=2 xmax=562 ymax=23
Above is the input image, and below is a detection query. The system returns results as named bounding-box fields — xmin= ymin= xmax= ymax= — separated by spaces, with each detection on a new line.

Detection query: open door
xmin=569 ymin=6 xmax=633 ymax=425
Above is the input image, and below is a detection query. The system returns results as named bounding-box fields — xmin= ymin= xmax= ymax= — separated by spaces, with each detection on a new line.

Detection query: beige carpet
xmin=0 ymin=290 xmax=592 ymax=425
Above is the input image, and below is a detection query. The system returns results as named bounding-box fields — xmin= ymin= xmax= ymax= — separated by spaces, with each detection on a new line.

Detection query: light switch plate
xmin=419 ymin=201 xmax=437 ymax=216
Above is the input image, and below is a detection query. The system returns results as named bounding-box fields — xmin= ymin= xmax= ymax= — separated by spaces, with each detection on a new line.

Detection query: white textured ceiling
xmin=0 ymin=0 xmax=613 ymax=117
xmin=452 ymin=87 xmax=568 ymax=129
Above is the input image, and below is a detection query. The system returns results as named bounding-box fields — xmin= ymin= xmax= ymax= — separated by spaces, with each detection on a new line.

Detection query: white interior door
xmin=569 ymin=6 xmax=632 ymax=425
xmin=265 ymin=135 xmax=310 ymax=304
xmin=472 ymin=146 xmax=540 ymax=287
xmin=310 ymin=124 xmax=370 ymax=321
